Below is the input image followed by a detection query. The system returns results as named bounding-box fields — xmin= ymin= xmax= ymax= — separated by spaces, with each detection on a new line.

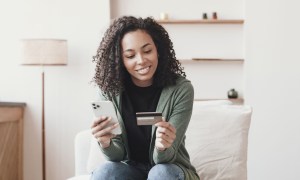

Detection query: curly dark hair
xmin=92 ymin=16 xmax=186 ymax=100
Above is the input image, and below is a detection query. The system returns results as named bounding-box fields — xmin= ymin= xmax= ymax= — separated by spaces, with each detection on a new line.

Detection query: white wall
xmin=0 ymin=0 xmax=110 ymax=179
xmin=3 ymin=0 xmax=299 ymax=179
xmin=111 ymin=0 xmax=245 ymax=99
xmin=245 ymin=0 xmax=300 ymax=179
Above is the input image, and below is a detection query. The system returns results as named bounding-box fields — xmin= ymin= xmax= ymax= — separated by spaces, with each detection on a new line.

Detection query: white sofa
xmin=68 ymin=100 xmax=252 ymax=180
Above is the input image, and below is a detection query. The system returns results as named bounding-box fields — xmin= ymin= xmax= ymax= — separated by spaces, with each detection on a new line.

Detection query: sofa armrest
xmin=74 ymin=129 xmax=92 ymax=176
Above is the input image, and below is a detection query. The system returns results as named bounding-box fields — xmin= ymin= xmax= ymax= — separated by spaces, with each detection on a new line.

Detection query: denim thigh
xmin=90 ymin=161 xmax=148 ymax=180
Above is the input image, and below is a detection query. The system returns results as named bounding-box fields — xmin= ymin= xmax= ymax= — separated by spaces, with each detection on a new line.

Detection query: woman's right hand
xmin=91 ymin=116 xmax=119 ymax=148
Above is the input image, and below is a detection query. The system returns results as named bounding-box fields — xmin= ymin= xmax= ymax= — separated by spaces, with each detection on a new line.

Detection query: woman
xmin=91 ymin=16 xmax=199 ymax=180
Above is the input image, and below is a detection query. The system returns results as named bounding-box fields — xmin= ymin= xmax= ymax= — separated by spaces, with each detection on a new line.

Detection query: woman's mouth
xmin=136 ymin=66 xmax=150 ymax=74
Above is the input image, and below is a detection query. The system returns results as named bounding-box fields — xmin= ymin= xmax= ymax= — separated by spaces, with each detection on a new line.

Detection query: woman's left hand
xmin=154 ymin=118 xmax=176 ymax=151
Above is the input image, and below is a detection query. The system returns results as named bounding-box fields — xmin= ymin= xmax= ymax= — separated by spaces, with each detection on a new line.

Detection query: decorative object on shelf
xmin=160 ymin=12 xmax=169 ymax=20
xmin=227 ymin=88 xmax=238 ymax=99
xmin=212 ymin=12 xmax=218 ymax=20
xmin=21 ymin=39 xmax=68 ymax=180
xmin=202 ymin=13 xmax=208 ymax=19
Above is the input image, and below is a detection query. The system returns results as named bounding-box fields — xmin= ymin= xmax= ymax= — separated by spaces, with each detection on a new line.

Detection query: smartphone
xmin=136 ymin=112 xmax=163 ymax=125
xmin=91 ymin=101 xmax=122 ymax=135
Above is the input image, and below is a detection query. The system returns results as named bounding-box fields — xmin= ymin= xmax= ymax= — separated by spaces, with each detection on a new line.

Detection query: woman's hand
xmin=91 ymin=116 xmax=119 ymax=148
xmin=154 ymin=118 xmax=176 ymax=151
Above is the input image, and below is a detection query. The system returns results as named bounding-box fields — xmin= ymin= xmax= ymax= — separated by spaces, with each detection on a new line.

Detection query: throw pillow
xmin=186 ymin=104 xmax=252 ymax=180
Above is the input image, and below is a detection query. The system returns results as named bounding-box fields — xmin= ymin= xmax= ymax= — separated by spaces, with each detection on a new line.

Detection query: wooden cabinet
xmin=0 ymin=102 xmax=26 ymax=180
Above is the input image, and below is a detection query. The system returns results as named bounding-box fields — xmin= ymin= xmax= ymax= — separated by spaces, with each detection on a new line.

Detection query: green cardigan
xmin=98 ymin=77 xmax=200 ymax=180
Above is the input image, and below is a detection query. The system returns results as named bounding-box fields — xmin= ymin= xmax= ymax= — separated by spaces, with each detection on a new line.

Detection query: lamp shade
xmin=21 ymin=39 xmax=68 ymax=65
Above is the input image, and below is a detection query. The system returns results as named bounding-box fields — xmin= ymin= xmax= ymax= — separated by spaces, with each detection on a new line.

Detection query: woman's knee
xmin=148 ymin=164 xmax=184 ymax=180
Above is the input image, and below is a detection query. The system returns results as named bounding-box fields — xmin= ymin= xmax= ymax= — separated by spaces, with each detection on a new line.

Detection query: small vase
xmin=212 ymin=12 xmax=218 ymax=20
xmin=160 ymin=12 xmax=169 ymax=20
xmin=227 ymin=89 xmax=238 ymax=99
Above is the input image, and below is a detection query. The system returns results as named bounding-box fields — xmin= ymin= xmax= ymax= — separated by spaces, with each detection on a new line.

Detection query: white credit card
xmin=136 ymin=112 xmax=162 ymax=125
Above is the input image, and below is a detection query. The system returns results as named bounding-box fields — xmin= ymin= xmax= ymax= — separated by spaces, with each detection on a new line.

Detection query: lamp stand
xmin=42 ymin=71 xmax=46 ymax=180
xmin=21 ymin=39 xmax=68 ymax=180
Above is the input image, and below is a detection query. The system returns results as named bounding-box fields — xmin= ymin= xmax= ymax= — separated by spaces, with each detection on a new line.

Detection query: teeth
xmin=137 ymin=67 xmax=150 ymax=74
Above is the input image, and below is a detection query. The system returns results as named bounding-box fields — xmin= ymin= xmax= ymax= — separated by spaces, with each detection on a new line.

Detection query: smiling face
xmin=121 ymin=29 xmax=158 ymax=87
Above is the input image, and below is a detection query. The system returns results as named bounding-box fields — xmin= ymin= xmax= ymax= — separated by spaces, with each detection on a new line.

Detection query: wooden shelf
xmin=179 ymin=58 xmax=244 ymax=63
xmin=194 ymin=98 xmax=244 ymax=104
xmin=191 ymin=58 xmax=243 ymax=61
xmin=157 ymin=19 xmax=244 ymax=24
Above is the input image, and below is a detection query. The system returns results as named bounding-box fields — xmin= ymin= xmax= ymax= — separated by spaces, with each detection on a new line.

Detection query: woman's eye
xmin=125 ymin=55 xmax=135 ymax=59
xmin=144 ymin=50 xmax=152 ymax=54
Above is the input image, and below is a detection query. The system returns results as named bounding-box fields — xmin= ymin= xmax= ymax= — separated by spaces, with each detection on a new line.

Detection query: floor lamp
xmin=21 ymin=39 xmax=68 ymax=180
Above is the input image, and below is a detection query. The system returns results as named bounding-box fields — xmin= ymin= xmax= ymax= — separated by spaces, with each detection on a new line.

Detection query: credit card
xmin=136 ymin=112 xmax=162 ymax=125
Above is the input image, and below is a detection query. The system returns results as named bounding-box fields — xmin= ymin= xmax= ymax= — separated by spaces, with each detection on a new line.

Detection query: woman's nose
xmin=136 ymin=54 xmax=145 ymax=64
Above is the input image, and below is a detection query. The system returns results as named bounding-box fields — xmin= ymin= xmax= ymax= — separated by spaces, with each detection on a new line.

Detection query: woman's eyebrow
xmin=123 ymin=43 xmax=152 ymax=53
xmin=123 ymin=49 xmax=134 ymax=53
xmin=142 ymin=43 xmax=151 ymax=49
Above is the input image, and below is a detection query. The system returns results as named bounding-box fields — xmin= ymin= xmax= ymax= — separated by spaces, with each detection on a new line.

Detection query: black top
xmin=122 ymin=80 xmax=162 ymax=163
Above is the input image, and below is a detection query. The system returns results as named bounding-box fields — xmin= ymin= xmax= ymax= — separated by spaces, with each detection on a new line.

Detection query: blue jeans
xmin=90 ymin=161 xmax=185 ymax=180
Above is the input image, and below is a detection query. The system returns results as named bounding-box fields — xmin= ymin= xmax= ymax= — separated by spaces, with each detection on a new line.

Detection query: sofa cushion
xmin=186 ymin=103 xmax=252 ymax=180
